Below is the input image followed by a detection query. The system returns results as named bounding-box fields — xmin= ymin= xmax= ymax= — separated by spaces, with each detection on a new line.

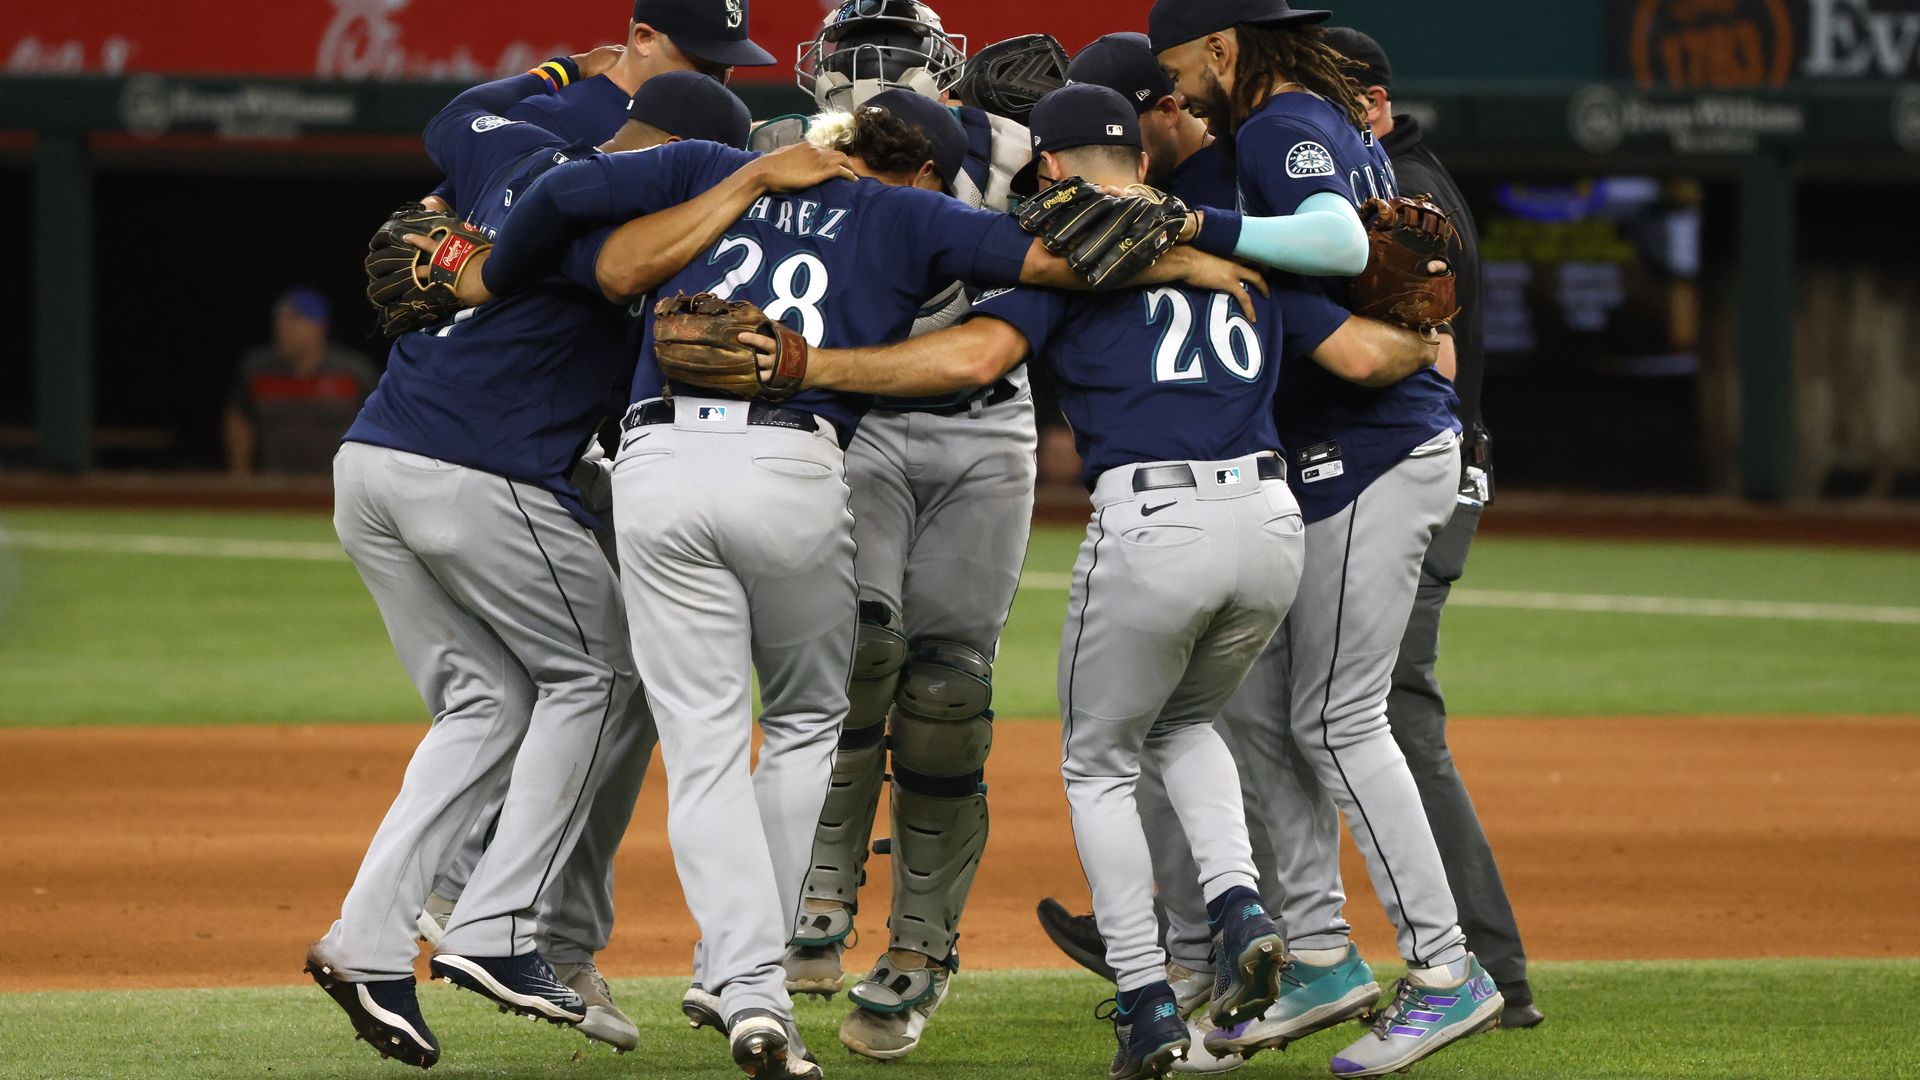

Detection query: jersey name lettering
xmin=743 ymin=196 xmax=848 ymax=241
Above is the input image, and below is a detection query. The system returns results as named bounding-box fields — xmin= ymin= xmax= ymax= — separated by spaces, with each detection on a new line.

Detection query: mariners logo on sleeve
xmin=1286 ymin=142 xmax=1336 ymax=178
xmin=973 ymin=287 xmax=1015 ymax=305
xmin=471 ymin=115 xmax=521 ymax=133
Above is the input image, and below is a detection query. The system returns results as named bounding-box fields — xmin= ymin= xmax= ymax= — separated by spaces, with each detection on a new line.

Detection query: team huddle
xmin=304 ymin=1 xmax=1530 ymax=1079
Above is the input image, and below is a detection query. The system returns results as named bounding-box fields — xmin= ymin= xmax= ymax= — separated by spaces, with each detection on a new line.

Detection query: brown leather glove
xmin=365 ymin=202 xmax=491 ymax=337
xmin=1352 ymin=195 xmax=1460 ymax=332
xmin=651 ymin=292 xmax=808 ymax=401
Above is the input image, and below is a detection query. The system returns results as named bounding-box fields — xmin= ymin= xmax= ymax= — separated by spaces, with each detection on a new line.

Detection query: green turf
xmin=3 ymin=507 xmax=1918 ymax=726
xmin=0 ymin=961 xmax=1913 ymax=1079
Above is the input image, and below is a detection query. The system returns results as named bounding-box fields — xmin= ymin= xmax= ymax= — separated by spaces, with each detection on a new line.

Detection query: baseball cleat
xmin=304 ymin=946 xmax=440 ymax=1069
xmin=1037 ymin=897 xmax=1117 ymax=982
xmin=840 ymin=950 xmax=951 ymax=1060
xmin=1104 ymin=981 xmax=1190 ymax=1080
xmin=1205 ymin=944 xmax=1379 ymax=1060
xmin=1327 ymin=957 xmax=1503 ymax=1077
xmin=683 ymin=983 xmax=727 ymax=1033
xmin=430 ymin=951 xmax=586 ymax=1025
xmin=785 ymin=900 xmax=853 ymax=998
xmin=728 ymin=1008 xmax=821 ymax=1079
xmin=1496 ymin=981 xmax=1544 ymax=1029
xmin=552 ymin=961 xmax=637 ymax=1052
xmin=1206 ymin=887 xmax=1285 ymax=1028
xmin=1172 ymin=1011 xmax=1244 ymax=1074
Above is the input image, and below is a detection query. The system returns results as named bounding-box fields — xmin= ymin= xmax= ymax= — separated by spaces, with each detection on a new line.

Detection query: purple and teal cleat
xmin=1327 ymin=956 xmax=1503 ymax=1077
xmin=1203 ymin=943 xmax=1379 ymax=1060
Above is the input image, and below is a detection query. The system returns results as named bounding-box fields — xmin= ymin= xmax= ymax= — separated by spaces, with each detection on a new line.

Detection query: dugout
xmin=1 ymin=73 xmax=1916 ymax=499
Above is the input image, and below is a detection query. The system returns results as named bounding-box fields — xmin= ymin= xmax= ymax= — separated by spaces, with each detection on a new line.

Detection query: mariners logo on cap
xmin=1286 ymin=142 xmax=1335 ymax=178
xmin=725 ymin=0 xmax=744 ymax=28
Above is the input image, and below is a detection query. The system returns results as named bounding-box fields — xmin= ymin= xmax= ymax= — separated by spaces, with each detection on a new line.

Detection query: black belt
xmin=1132 ymin=455 xmax=1285 ymax=493
xmin=873 ymin=378 xmax=1020 ymax=417
xmin=621 ymin=399 xmax=824 ymax=436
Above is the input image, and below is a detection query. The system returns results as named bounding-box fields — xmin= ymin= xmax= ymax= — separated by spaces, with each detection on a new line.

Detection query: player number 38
xmin=1145 ymin=287 xmax=1263 ymax=384
xmin=705 ymin=234 xmax=830 ymax=345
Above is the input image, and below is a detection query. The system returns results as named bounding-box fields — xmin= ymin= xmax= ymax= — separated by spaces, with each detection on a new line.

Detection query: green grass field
xmin=2 ymin=506 xmax=1917 ymax=726
xmin=1 ymin=962 xmax=1914 ymax=1080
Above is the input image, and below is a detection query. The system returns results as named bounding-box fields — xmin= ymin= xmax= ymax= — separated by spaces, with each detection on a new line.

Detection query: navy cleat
xmin=1206 ymin=887 xmax=1285 ymax=1028
xmin=430 ymin=951 xmax=586 ymax=1025
xmin=1103 ymin=981 xmax=1190 ymax=1080
xmin=305 ymin=946 xmax=441 ymax=1069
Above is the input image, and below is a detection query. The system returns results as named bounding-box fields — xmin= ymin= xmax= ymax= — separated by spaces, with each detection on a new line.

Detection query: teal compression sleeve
xmin=1230 ymin=191 xmax=1369 ymax=277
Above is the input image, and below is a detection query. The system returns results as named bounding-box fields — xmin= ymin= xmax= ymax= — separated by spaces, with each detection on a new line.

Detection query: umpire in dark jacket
xmin=1321 ymin=27 xmax=1542 ymax=1030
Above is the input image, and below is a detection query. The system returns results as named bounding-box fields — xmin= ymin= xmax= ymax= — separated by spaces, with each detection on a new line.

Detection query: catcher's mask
xmin=798 ymin=0 xmax=967 ymax=110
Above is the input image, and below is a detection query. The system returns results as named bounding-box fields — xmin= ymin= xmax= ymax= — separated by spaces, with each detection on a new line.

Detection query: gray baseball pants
xmin=1061 ymin=455 xmax=1305 ymax=993
xmin=611 ymin=397 xmax=855 ymax=1021
xmin=321 ymin=442 xmax=639 ymax=979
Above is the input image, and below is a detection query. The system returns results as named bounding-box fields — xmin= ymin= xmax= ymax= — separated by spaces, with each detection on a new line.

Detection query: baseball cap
xmin=1067 ymin=33 xmax=1174 ymax=114
xmin=628 ymin=71 xmax=754 ymax=149
xmin=632 ymin=0 xmax=777 ymax=67
xmin=1319 ymin=27 xmax=1393 ymax=92
xmin=1030 ymin=83 xmax=1142 ymax=154
xmin=276 ymin=286 xmax=330 ymax=326
xmin=864 ymin=88 xmax=967 ymax=190
xmin=1147 ymin=0 xmax=1332 ymax=53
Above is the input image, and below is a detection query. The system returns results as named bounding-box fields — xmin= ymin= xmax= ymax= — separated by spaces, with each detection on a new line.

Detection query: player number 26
xmin=1144 ymin=288 xmax=1262 ymax=384
xmin=704 ymin=234 xmax=829 ymax=346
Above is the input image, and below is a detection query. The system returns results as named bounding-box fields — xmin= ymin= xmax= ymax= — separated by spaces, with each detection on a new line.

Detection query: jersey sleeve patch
xmin=1285 ymin=142 xmax=1336 ymax=179
xmin=471 ymin=115 xmax=522 ymax=133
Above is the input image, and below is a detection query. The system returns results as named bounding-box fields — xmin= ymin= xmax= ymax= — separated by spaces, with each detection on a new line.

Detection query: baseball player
xmin=1151 ymin=2 xmax=1505 ymax=1075
xmin=310 ymin=60 xmax=844 ymax=1067
xmin=471 ymin=100 xmax=1251 ymax=1078
xmin=725 ymin=83 xmax=1445 ymax=1080
xmin=756 ymin=1 xmax=1063 ymax=1062
xmin=413 ymin=0 xmax=779 ymax=1040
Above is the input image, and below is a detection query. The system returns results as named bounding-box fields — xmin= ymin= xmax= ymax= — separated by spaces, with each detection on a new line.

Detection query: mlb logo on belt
xmin=698 ymin=406 xmax=729 ymax=421
xmin=1216 ymin=467 xmax=1243 ymax=485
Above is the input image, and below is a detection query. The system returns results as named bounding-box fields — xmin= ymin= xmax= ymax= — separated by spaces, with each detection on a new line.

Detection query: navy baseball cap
xmin=632 ymin=0 xmax=777 ymax=67
xmin=1068 ymin=33 xmax=1174 ymax=114
xmin=1148 ymin=0 xmax=1332 ymax=53
xmin=865 ymin=88 xmax=967 ymax=190
xmin=1030 ymin=83 xmax=1142 ymax=154
xmin=1320 ymin=27 xmax=1393 ymax=92
xmin=628 ymin=71 xmax=753 ymax=149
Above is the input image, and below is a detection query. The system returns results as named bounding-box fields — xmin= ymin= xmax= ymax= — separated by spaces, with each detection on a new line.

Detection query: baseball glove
xmin=1352 ymin=195 xmax=1460 ymax=331
xmin=950 ymin=34 xmax=1069 ymax=123
xmin=365 ymin=203 xmax=492 ymax=337
xmin=652 ymin=292 xmax=808 ymax=401
xmin=1017 ymin=178 xmax=1189 ymax=288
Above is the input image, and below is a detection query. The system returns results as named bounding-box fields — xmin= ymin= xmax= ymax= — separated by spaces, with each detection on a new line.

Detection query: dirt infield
xmin=3 ymin=715 xmax=1917 ymax=992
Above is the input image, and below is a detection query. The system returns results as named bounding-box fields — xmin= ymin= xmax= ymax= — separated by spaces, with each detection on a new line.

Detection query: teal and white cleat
xmin=1327 ymin=957 xmax=1503 ymax=1078
xmin=1203 ymin=943 xmax=1379 ymax=1060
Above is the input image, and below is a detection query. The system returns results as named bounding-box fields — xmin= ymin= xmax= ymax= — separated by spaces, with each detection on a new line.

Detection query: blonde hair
xmin=806 ymin=109 xmax=858 ymax=152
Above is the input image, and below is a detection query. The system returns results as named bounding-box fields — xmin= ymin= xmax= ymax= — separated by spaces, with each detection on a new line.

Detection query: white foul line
xmin=5 ymin=528 xmax=1917 ymax=626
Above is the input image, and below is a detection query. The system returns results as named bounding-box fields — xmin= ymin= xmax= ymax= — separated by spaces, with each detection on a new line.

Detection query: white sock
xmin=1289 ymin=946 xmax=1349 ymax=967
xmin=1407 ymin=957 xmax=1470 ymax=988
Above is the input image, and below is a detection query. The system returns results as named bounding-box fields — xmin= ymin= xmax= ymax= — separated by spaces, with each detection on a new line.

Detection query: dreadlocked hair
xmin=807 ymin=105 xmax=934 ymax=176
xmin=1229 ymin=23 xmax=1367 ymax=131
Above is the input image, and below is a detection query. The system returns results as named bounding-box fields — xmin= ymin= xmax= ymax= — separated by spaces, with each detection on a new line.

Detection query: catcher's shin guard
xmin=883 ymin=640 xmax=994 ymax=959
xmin=795 ymin=602 xmax=905 ymax=928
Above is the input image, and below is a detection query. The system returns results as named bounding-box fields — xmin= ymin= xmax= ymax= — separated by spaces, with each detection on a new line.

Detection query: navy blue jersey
xmin=427 ymin=74 xmax=631 ymax=201
xmin=1165 ymin=141 xmax=1239 ymax=213
xmin=969 ymin=282 xmax=1345 ymax=490
xmin=526 ymin=141 xmax=1035 ymax=441
xmin=346 ymin=81 xmax=639 ymax=527
xmin=1236 ymin=91 xmax=1460 ymax=521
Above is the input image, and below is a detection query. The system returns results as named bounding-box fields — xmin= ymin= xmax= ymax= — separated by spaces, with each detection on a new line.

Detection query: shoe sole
xmin=304 ymin=957 xmax=439 ymax=1070
xmin=1210 ymin=934 xmax=1284 ymax=1027
xmin=1331 ymin=998 xmax=1503 ymax=1078
xmin=578 ymin=1005 xmax=640 ymax=1053
xmin=1038 ymin=900 xmax=1118 ymax=982
xmin=1208 ymin=981 xmax=1380 ymax=1059
xmin=431 ymin=956 xmax=586 ymax=1025
xmin=732 ymin=1018 xmax=800 ymax=1078
xmin=683 ymin=993 xmax=726 ymax=1033
xmin=1112 ymin=1040 xmax=1190 ymax=1080
xmin=785 ymin=976 xmax=843 ymax=999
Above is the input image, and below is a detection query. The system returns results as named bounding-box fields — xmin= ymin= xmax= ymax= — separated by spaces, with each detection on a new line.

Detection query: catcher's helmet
xmin=799 ymin=0 xmax=968 ymax=110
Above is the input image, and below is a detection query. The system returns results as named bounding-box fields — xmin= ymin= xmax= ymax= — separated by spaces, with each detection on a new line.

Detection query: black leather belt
xmin=1132 ymin=455 xmax=1285 ymax=493
xmin=874 ymin=378 xmax=1020 ymax=416
xmin=621 ymin=399 xmax=823 ymax=436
